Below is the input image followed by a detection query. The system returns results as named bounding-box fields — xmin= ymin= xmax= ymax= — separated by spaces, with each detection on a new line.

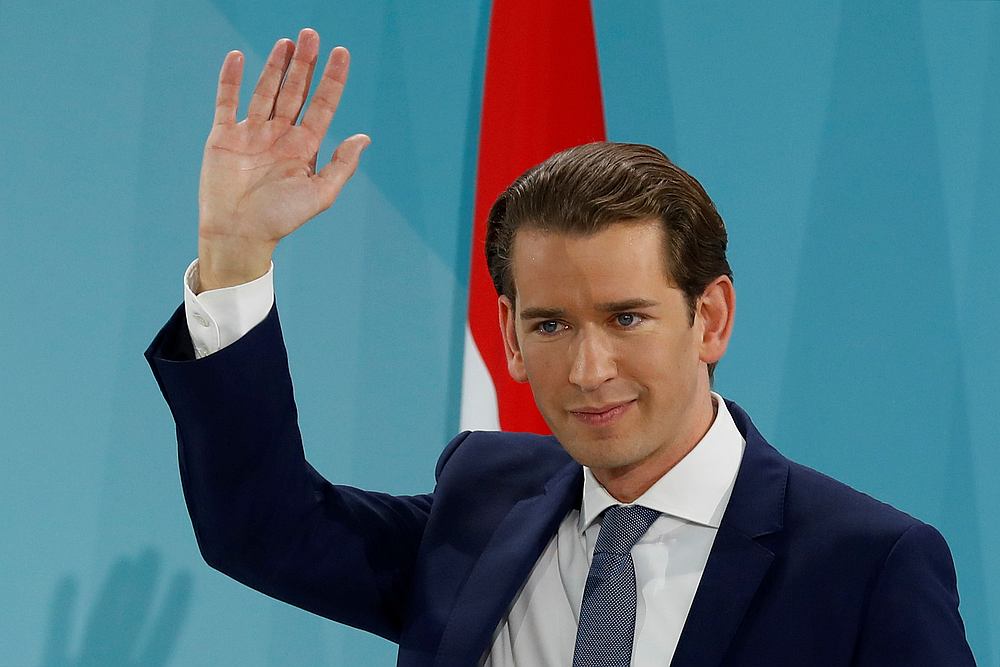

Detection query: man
xmin=146 ymin=29 xmax=975 ymax=666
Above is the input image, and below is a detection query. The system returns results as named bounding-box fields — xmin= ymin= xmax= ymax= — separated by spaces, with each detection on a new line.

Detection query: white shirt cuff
xmin=183 ymin=258 xmax=275 ymax=359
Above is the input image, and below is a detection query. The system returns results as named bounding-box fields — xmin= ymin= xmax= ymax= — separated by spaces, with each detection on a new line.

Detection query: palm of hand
xmin=200 ymin=121 xmax=325 ymax=244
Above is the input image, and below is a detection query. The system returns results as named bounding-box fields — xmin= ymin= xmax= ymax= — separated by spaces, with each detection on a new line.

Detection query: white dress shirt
xmin=183 ymin=259 xmax=747 ymax=666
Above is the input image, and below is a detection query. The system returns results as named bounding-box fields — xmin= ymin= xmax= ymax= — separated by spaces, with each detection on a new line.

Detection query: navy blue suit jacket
xmin=146 ymin=304 xmax=975 ymax=666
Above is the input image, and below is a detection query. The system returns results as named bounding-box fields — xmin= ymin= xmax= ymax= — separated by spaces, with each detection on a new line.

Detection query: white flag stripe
xmin=459 ymin=323 xmax=501 ymax=432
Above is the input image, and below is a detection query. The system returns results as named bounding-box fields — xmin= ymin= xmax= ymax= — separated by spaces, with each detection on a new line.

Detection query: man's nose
xmin=568 ymin=331 xmax=617 ymax=391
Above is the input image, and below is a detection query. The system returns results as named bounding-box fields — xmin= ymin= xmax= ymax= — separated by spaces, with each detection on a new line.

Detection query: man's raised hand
xmin=197 ymin=28 xmax=370 ymax=292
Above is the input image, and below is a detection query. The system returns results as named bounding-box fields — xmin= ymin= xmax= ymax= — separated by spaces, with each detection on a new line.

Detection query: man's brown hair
xmin=484 ymin=141 xmax=733 ymax=379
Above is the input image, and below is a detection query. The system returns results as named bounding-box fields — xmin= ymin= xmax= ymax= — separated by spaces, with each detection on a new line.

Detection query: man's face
xmin=498 ymin=221 xmax=720 ymax=483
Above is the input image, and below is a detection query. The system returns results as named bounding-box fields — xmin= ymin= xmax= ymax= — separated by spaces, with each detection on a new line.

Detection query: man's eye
xmin=537 ymin=320 xmax=562 ymax=334
xmin=616 ymin=313 xmax=642 ymax=328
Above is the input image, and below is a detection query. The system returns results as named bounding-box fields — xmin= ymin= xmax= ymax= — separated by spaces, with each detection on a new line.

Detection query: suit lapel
xmin=433 ymin=460 xmax=583 ymax=666
xmin=670 ymin=400 xmax=789 ymax=667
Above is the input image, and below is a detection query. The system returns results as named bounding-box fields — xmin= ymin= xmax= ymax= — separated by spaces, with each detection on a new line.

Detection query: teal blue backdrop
xmin=2 ymin=1 xmax=997 ymax=665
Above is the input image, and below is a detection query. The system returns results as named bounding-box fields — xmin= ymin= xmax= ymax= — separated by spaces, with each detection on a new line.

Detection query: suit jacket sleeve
xmin=852 ymin=522 xmax=976 ymax=665
xmin=145 ymin=302 xmax=465 ymax=642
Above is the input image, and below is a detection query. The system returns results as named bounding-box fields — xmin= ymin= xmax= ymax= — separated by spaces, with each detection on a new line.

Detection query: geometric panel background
xmin=1 ymin=1 xmax=996 ymax=664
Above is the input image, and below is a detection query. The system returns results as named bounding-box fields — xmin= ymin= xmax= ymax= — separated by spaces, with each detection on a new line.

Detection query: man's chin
xmin=556 ymin=434 xmax=644 ymax=471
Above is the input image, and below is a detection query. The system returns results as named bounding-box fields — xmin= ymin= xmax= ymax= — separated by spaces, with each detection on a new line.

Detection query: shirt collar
xmin=579 ymin=392 xmax=746 ymax=533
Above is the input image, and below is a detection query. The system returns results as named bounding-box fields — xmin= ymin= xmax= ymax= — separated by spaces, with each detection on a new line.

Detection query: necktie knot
xmin=594 ymin=504 xmax=660 ymax=555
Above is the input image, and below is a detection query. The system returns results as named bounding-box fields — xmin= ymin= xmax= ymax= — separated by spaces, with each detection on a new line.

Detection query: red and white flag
xmin=460 ymin=0 xmax=607 ymax=433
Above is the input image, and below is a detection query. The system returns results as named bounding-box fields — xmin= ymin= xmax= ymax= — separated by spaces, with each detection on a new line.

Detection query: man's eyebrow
xmin=519 ymin=307 xmax=565 ymax=320
xmin=519 ymin=299 xmax=660 ymax=320
xmin=595 ymin=298 xmax=660 ymax=312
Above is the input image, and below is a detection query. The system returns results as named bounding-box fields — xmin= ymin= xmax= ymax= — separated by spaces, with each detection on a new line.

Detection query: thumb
xmin=315 ymin=133 xmax=371 ymax=209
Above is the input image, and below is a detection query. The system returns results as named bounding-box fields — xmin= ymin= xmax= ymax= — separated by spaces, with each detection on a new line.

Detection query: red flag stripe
xmin=467 ymin=0 xmax=607 ymax=433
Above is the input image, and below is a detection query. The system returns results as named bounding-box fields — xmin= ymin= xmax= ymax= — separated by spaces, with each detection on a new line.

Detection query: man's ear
xmin=498 ymin=295 xmax=529 ymax=383
xmin=696 ymin=276 xmax=735 ymax=365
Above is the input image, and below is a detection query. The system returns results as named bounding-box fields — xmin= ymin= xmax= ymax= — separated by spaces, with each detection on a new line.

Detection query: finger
xmin=273 ymin=28 xmax=319 ymax=124
xmin=247 ymin=38 xmax=294 ymax=122
xmin=314 ymin=134 xmax=371 ymax=210
xmin=301 ymin=47 xmax=350 ymax=140
xmin=300 ymin=44 xmax=319 ymax=118
xmin=213 ymin=51 xmax=244 ymax=125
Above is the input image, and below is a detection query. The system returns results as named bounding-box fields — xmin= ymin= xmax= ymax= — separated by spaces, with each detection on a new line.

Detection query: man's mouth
xmin=568 ymin=400 xmax=637 ymax=426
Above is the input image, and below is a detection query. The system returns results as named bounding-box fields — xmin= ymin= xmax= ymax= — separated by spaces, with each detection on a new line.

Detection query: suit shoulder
xmin=434 ymin=430 xmax=573 ymax=489
xmin=727 ymin=399 xmax=928 ymax=545
xmin=782 ymin=457 xmax=926 ymax=546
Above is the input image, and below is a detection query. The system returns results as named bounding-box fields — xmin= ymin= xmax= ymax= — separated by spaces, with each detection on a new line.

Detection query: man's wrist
xmin=197 ymin=237 xmax=275 ymax=293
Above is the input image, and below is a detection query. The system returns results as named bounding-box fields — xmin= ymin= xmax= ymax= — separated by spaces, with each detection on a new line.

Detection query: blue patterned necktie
xmin=572 ymin=504 xmax=661 ymax=667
